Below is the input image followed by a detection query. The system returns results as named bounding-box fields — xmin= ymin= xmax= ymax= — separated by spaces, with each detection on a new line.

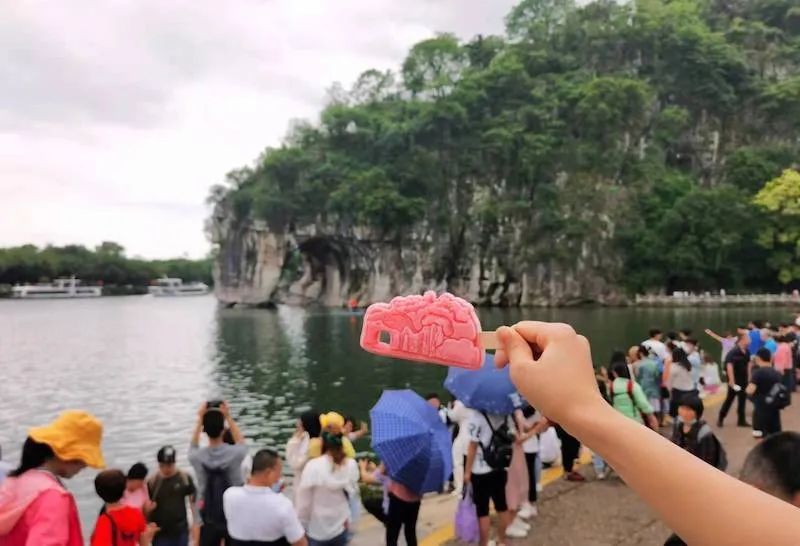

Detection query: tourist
xmin=556 ymin=425 xmax=584 ymax=482
xmin=0 ymin=410 xmax=104 ymax=545
xmin=678 ymin=329 xmax=692 ymax=351
xmin=763 ymin=329 xmax=778 ymax=355
xmin=740 ymin=432 xmax=800 ymax=507
xmin=464 ymin=410 xmax=515 ymax=546
xmin=773 ymin=334 xmax=794 ymax=393
xmin=700 ymin=354 xmax=721 ymax=395
xmin=748 ymin=320 xmax=764 ymax=355
xmin=358 ymin=460 xmax=421 ymax=546
xmin=665 ymin=348 xmax=697 ymax=419
xmin=517 ymin=405 xmax=546 ymax=515
xmin=492 ymin=321 xmax=800 ymax=544
xmin=703 ymin=328 xmax=736 ymax=366
xmin=670 ymin=395 xmax=725 ymax=469
xmin=307 ymin=413 xmax=356 ymax=460
xmin=447 ymin=397 xmax=472 ymax=497
xmin=717 ymin=333 xmax=751 ymax=428
xmin=683 ymin=339 xmax=702 ymax=387
xmin=747 ymin=348 xmax=785 ymax=438
xmin=295 ymin=432 xmax=359 ymax=546
xmin=121 ymin=462 xmax=149 ymax=512
xmin=642 ymin=328 xmax=668 ymax=365
xmin=609 ymin=361 xmax=659 ymax=428
xmin=223 ymin=448 xmax=307 ymax=546
xmin=504 ymin=411 xmax=531 ymax=539
xmin=342 ymin=416 xmax=368 ymax=442
xmin=189 ymin=401 xmax=249 ymax=546
xmin=91 ymin=469 xmax=159 ymax=546
xmin=147 ymin=445 xmax=197 ymax=546
xmin=634 ymin=346 xmax=663 ymax=424
xmin=285 ymin=410 xmax=322 ymax=494
xmin=0 ymin=445 xmax=12 ymax=485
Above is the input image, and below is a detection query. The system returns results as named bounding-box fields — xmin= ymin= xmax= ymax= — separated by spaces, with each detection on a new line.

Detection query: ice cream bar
xmin=360 ymin=291 xmax=498 ymax=370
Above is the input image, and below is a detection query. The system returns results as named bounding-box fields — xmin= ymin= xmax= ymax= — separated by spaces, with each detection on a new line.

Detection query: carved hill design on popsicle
xmin=360 ymin=291 xmax=484 ymax=369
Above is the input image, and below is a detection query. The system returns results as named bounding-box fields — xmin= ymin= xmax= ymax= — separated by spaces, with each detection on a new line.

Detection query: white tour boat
xmin=148 ymin=277 xmax=209 ymax=297
xmin=11 ymin=277 xmax=103 ymax=299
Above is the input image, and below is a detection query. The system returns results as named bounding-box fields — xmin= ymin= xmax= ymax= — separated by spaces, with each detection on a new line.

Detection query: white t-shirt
xmin=449 ymin=402 xmax=474 ymax=458
xmin=295 ymin=455 xmax=359 ymax=541
xmin=521 ymin=411 xmax=542 ymax=454
xmin=642 ymin=339 xmax=668 ymax=362
xmin=467 ymin=412 xmax=514 ymax=475
xmin=223 ymin=485 xmax=305 ymax=543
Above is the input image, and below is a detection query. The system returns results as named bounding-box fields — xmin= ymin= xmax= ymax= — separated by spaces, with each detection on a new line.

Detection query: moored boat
xmin=148 ymin=277 xmax=209 ymax=297
xmin=11 ymin=277 xmax=103 ymax=299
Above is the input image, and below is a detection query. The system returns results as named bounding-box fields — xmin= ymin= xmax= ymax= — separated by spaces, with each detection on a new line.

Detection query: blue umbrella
xmin=444 ymin=354 xmax=519 ymax=415
xmin=370 ymin=389 xmax=452 ymax=495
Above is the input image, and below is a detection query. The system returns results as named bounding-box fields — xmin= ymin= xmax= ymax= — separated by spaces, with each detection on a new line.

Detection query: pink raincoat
xmin=0 ymin=470 xmax=83 ymax=546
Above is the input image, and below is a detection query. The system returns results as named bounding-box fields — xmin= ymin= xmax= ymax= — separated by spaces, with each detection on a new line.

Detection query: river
xmin=0 ymin=296 xmax=794 ymax=533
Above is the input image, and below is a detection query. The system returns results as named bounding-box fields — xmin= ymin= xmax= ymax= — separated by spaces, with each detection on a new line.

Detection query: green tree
xmin=754 ymin=169 xmax=800 ymax=283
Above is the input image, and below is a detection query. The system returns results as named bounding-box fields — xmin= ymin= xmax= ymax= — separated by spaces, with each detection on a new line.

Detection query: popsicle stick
xmin=479 ymin=331 xmax=500 ymax=350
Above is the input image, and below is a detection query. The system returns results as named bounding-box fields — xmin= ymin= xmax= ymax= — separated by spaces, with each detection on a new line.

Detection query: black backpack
xmin=765 ymin=382 xmax=791 ymax=410
xmin=201 ymin=464 xmax=231 ymax=526
xmin=479 ymin=412 xmax=514 ymax=470
xmin=697 ymin=423 xmax=728 ymax=471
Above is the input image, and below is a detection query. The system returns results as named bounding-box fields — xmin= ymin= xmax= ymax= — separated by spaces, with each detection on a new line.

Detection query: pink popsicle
xmin=359 ymin=291 xmax=498 ymax=370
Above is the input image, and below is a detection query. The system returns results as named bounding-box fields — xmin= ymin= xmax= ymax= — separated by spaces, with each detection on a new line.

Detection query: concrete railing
xmin=635 ymin=292 xmax=800 ymax=306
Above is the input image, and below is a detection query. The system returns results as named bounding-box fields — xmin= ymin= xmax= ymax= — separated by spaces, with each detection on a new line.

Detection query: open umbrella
xmin=370 ymin=389 xmax=452 ymax=495
xmin=444 ymin=353 xmax=519 ymax=415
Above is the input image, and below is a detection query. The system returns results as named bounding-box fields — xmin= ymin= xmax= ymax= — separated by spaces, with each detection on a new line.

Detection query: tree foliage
xmin=210 ymin=0 xmax=800 ymax=294
xmin=0 ymin=244 xmax=212 ymax=288
xmin=754 ymin=169 xmax=800 ymax=283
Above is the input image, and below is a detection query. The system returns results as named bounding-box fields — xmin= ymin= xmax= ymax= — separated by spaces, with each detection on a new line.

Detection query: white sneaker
xmin=597 ymin=471 xmax=607 ymax=480
xmin=536 ymin=483 xmax=543 ymax=493
xmin=506 ymin=522 xmax=529 ymax=538
xmin=518 ymin=503 xmax=534 ymax=520
xmin=513 ymin=516 xmax=531 ymax=531
xmin=528 ymin=503 xmax=539 ymax=517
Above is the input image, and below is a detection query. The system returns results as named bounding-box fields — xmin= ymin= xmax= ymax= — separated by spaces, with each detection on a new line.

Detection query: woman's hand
xmin=495 ymin=322 xmax=605 ymax=426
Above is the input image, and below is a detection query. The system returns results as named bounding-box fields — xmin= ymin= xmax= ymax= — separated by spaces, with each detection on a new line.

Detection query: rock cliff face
xmin=211 ymin=208 xmax=626 ymax=307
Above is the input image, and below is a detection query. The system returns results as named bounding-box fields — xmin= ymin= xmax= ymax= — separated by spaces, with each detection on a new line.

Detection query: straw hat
xmin=28 ymin=410 xmax=105 ymax=468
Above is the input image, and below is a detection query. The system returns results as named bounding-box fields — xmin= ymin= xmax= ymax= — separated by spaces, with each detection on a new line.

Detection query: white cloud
xmin=0 ymin=0 xmax=516 ymax=258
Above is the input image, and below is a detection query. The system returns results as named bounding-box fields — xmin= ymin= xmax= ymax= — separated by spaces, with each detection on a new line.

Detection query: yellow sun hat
xmin=28 ymin=410 xmax=105 ymax=469
xmin=319 ymin=412 xmax=345 ymax=430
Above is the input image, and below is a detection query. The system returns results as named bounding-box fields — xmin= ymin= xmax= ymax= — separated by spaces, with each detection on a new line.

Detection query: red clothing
xmin=0 ymin=469 xmax=83 ymax=546
xmin=90 ymin=506 xmax=146 ymax=546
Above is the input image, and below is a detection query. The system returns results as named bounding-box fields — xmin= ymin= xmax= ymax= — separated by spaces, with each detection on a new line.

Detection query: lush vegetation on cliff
xmin=0 ymin=242 xmax=213 ymax=289
xmin=210 ymin=0 xmax=800 ymax=295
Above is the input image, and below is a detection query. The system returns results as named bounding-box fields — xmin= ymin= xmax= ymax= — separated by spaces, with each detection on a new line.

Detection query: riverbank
xmin=351 ymin=390 xmax=800 ymax=545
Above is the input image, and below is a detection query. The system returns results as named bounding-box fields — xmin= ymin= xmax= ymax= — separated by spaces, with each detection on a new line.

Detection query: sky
xmin=0 ymin=0 xmax=517 ymax=259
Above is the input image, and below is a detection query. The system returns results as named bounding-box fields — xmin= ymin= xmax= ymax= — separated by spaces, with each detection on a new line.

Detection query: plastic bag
xmin=455 ymin=484 xmax=480 ymax=543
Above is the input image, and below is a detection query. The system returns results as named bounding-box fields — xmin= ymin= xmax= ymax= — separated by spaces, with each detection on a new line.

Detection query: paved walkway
xmin=351 ymin=389 xmax=800 ymax=546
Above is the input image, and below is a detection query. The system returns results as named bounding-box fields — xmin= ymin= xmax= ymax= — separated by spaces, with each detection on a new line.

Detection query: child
xmin=121 ymin=462 xmax=149 ymax=512
xmin=670 ymin=395 xmax=726 ymax=470
xmin=91 ymin=469 xmax=158 ymax=546
xmin=701 ymin=354 xmax=721 ymax=396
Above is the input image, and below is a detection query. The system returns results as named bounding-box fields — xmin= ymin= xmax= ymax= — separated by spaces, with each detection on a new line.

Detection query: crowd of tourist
xmin=1 ymin=316 xmax=800 ymax=546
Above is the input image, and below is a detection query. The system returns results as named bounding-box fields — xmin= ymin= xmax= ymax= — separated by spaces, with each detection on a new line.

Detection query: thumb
xmin=497 ymin=326 xmax=534 ymax=365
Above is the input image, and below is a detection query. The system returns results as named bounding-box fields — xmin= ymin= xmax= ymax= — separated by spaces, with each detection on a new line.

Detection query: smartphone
xmin=207 ymin=400 xmax=223 ymax=408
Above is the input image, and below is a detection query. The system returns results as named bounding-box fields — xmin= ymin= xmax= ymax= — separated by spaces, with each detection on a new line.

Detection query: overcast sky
xmin=0 ymin=1 xmax=517 ymax=259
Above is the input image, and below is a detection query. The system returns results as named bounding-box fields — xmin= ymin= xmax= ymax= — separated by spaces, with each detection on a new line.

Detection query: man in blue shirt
xmin=748 ymin=321 xmax=764 ymax=355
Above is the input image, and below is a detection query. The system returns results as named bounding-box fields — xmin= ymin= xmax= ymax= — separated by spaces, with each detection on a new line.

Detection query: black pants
xmin=753 ymin=405 xmax=782 ymax=436
xmin=524 ymin=452 xmax=538 ymax=503
xmin=362 ymin=496 xmax=386 ymax=524
xmin=556 ymin=425 xmax=580 ymax=472
xmin=200 ymin=522 xmax=228 ymax=546
xmin=386 ymin=493 xmax=420 ymax=546
xmin=718 ymin=386 xmax=747 ymax=425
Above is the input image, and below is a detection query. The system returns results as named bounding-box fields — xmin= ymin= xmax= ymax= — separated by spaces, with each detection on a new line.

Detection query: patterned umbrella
xmin=444 ymin=353 xmax=519 ymax=415
xmin=370 ymin=389 xmax=452 ymax=495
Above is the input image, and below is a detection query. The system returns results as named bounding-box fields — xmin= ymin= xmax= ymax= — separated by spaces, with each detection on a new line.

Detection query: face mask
xmin=677 ymin=416 xmax=697 ymax=426
xmin=271 ymin=479 xmax=284 ymax=493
